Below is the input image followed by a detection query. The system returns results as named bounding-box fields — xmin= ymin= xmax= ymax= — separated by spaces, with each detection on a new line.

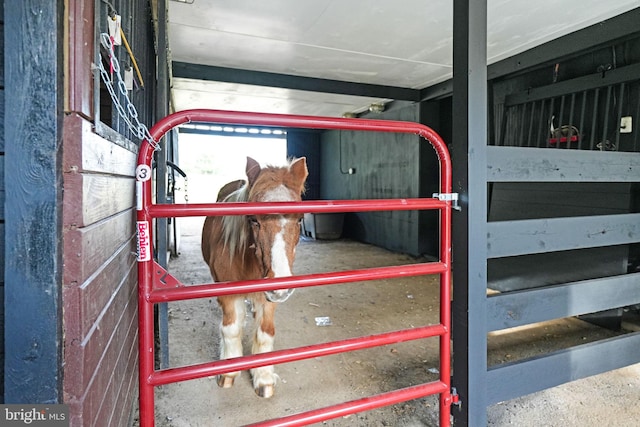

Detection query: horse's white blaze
xmin=265 ymin=217 xmax=295 ymax=303
xmin=263 ymin=184 xmax=295 ymax=202
xmin=270 ymin=218 xmax=292 ymax=278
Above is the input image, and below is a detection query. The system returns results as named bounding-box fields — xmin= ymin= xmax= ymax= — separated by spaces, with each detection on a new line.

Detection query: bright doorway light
xmin=177 ymin=132 xmax=287 ymax=203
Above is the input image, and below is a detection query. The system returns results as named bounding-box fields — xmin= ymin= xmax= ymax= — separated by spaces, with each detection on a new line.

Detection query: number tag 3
xmin=136 ymin=164 xmax=152 ymax=182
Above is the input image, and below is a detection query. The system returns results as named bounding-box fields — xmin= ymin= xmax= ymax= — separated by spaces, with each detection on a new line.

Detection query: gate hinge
xmin=451 ymin=387 xmax=462 ymax=410
xmin=433 ymin=192 xmax=460 ymax=211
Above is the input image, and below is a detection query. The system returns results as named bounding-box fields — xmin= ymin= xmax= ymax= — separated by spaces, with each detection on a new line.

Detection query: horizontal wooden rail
xmin=487 ymin=332 xmax=640 ymax=406
xmin=487 ymin=146 xmax=640 ymax=182
xmin=487 ymin=272 xmax=640 ymax=331
xmin=487 ymin=212 xmax=640 ymax=258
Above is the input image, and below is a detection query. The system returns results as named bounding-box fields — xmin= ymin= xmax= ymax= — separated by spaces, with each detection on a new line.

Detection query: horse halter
xmin=265 ymin=288 xmax=295 ymax=303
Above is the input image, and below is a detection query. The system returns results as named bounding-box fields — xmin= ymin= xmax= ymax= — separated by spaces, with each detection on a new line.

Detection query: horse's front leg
xmin=251 ymin=297 xmax=278 ymax=398
xmin=217 ymin=295 xmax=246 ymax=388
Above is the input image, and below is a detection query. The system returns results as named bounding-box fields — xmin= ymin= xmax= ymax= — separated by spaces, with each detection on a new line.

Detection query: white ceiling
xmin=168 ymin=0 xmax=639 ymax=117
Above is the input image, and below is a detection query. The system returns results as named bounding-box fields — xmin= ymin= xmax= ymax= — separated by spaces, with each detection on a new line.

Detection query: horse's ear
xmin=246 ymin=157 xmax=261 ymax=187
xmin=289 ymin=157 xmax=308 ymax=192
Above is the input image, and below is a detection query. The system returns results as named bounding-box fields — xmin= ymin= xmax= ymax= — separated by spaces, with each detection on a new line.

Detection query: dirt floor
xmin=139 ymin=217 xmax=640 ymax=427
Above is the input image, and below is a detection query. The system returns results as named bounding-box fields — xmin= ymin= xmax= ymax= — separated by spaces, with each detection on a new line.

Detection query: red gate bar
xmin=136 ymin=110 xmax=452 ymax=210
xmin=136 ymin=109 xmax=454 ymax=427
xmin=246 ymin=382 xmax=449 ymax=427
xmin=149 ymin=197 xmax=447 ymax=217
xmin=149 ymin=324 xmax=446 ymax=386
xmin=149 ymin=261 xmax=448 ymax=303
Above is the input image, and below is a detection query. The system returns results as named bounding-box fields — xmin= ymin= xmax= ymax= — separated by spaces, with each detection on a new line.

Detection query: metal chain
xmin=95 ymin=33 xmax=160 ymax=150
xmin=183 ymin=176 xmax=189 ymax=203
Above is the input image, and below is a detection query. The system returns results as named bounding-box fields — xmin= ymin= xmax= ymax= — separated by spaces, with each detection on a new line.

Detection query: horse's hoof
xmin=255 ymin=384 xmax=274 ymax=398
xmin=217 ymin=375 xmax=235 ymax=388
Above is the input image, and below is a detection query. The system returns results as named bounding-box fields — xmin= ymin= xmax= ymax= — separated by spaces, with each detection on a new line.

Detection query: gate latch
xmin=433 ymin=192 xmax=460 ymax=211
xmin=451 ymin=387 xmax=462 ymax=410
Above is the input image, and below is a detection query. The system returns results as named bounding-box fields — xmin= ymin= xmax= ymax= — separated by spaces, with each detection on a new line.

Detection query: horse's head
xmin=245 ymin=156 xmax=308 ymax=302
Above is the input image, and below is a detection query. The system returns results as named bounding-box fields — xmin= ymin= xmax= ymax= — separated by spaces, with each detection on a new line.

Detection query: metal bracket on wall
xmin=433 ymin=192 xmax=461 ymax=211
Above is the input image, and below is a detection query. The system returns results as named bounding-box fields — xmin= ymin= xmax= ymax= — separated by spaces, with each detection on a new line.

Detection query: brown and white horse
xmin=201 ymin=156 xmax=308 ymax=398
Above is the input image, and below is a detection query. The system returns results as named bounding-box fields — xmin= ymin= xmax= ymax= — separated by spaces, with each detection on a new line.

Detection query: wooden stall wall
xmin=61 ymin=1 xmax=157 ymax=425
xmin=318 ymin=102 xmax=441 ymax=257
xmin=0 ymin=1 xmax=5 ymax=403
xmin=488 ymin=34 xmax=640 ymax=294
xmin=449 ymin=11 xmax=640 ymax=424
xmin=4 ymin=0 xmax=64 ymax=405
xmin=61 ymin=117 xmax=139 ymax=427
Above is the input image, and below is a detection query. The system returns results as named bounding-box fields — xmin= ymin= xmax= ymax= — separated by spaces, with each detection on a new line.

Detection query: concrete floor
xmin=140 ymin=217 xmax=640 ymax=427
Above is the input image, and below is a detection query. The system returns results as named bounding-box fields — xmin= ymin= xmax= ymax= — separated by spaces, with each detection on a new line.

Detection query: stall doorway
xmin=177 ymin=131 xmax=288 ymax=204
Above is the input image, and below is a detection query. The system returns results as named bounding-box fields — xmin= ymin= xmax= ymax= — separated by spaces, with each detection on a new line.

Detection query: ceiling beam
xmin=420 ymin=7 xmax=640 ymax=101
xmin=173 ymin=9 xmax=640 ymax=105
xmin=172 ymin=62 xmax=421 ymax=102
xmin=488 ymin=7 xmax=640 ymax=80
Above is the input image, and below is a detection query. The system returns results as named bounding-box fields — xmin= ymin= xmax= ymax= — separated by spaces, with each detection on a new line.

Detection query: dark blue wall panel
xmin=319 ymin=104 xmax=432 ymax=256
xmin=1 ymin=0 xmax=5 ymax=403
xmin=4 ymin=1 xmax=63 ymax=403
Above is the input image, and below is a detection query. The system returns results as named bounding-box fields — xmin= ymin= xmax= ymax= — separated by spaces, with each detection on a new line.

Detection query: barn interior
xmin=148 ymin=1 xmax=640 ymax=425
xmin=2 ymin=2 xmax=640 ymax=427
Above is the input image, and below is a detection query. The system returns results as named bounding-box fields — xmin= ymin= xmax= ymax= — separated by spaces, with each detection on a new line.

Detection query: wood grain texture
xmin=63 ymin=114 xmax=137 ymax=176
xmin=65 ymin=0 xmax=94 ymax=116
xmin=487 ymin=213 xmax=640 ymax=258
xmin=487 ymin=272 xmax=640 ymax=331
xmin=63 ymin=208 xmax=135 ymax=287
xmin=0 ymin=90 xmax=5 ymax=151
xmin=63 ymin=236 xmax=136 ymax=343
xmin=63 ymin=265 xmax=136 ymax=406
xmin=92 ymin=313 xmax=138 ymax=427
xmin=64 ymin=173 xmax=135 ymax=227
xmin=0 ymin=223 xmax=4 ymax=278
xmin=489 ymin=182 xmax=631 ymax=221
xmin=4 ymin=0 xmax=64 ymax=403
xmin=488 ymin=146 xmax=640 ymax=182
xmin=0 ymin=3 xmax=5 ymax=404
xmin=64 ymin=270 xmax=137 ymax=427
xmin=61 ymin=24 xmax=140 ymax=424
xmin=0 ymin=20 xmax=4 ymax=88
xmin=0 ymin=157 xmax=4 ymax=220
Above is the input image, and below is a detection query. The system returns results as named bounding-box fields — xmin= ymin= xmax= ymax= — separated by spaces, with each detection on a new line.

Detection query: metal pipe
xmin=149 ymin=198 xmax=447 ymax=218
xmin=589 ymin=89 xmax=600 ymax=150
xmin=150 ymin=324 xmax=446 ymax=386
xmin=136 ymin=109 xmax=453 ymax=427
xmin=245 ymin=381 xmax=449 ymax=427
xmin=615 ymin=83 xmax=626 ymax=150
xmin=149 ymin=262 xmax=448 ymax=303
xmin=566 ymin=93 xmax=576 ymax=149
xmin=138 ymin=109 xmax=452 ymax=192
xmin=578 ymin=90 xmax=587 ymax=150
xmin=601 ymin=86 xmax=613 ymax=148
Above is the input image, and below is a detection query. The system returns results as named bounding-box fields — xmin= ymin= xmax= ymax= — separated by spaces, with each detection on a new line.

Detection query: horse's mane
xmin=220 ymin=184 xmax=251 ymax=257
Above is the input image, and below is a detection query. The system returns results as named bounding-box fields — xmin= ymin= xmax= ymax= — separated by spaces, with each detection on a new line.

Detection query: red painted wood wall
xmin=61 ymin=2 xmax=141 ymax=425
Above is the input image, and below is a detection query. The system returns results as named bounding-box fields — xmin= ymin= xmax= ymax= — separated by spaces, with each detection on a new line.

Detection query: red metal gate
xmin=136 ymin=109 xmax=455 ymax=426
